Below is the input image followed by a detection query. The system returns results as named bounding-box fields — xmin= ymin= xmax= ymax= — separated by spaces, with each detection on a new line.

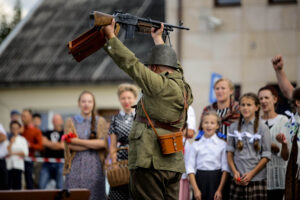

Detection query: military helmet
xmin=145 ymin=44 xmax=179 ymax=69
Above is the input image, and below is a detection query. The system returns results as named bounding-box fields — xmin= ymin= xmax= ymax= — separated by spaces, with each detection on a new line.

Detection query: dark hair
xmin=258 ymin=85 xmax=278 ymax=99
xmin=238 ymin=93 xmax=261 ymax=152
xmin=33 ymin=113 xmax=41 ymax=119
xmin=292 ymin=87 xmax=300 ymax=105
xmin=78 ymin=91 xmax=97 ymax=139
xmin=10 ymin=120 xmax=22 ymax=128
xmin=258 ymin=85 xmax=279 ymax=110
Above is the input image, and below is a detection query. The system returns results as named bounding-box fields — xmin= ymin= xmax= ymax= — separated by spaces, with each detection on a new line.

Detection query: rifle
xmin=68 ymin=11 xmax=189 ymax=62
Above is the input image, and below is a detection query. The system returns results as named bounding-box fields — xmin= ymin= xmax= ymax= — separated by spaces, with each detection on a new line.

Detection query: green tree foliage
xmin=0 ymin=0 xmax=22 ymax=44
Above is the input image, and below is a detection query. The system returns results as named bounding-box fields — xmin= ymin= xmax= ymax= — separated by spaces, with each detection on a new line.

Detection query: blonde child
xmin=187 ymin=111 xmax=229 ymax=200
xmin=227 ymin=93 xmax=271 ymax=200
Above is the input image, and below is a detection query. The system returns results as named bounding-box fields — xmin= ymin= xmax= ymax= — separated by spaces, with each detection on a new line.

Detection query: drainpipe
xmin=177 ymin=0 xmax=183 ymax=61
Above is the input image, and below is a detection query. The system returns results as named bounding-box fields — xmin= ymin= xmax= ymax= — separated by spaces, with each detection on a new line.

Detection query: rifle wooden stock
xmin=92 ymin=11 xmax=114 ymax=27
xmin=68 ymin=24 xmax=119 ymax=62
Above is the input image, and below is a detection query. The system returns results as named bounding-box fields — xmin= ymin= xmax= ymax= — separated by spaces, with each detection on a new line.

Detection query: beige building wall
xmin=0 ymin=85 xmax=120 ymax=130
xmin=167 ymin=0 xmax=300 ymax=127
xmin=1 ymin=0 xmax=299 ymax=131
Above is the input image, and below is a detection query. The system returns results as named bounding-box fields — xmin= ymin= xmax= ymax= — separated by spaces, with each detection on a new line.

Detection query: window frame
xmin=269 ymin=0 xmax=297 ymax=4
xmin=214 ymin=0 xmax=241 ymax=7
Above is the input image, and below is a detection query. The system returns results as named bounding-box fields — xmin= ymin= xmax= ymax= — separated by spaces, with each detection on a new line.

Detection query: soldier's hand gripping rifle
xmin=68 ymin=11 xmax=189 ymax=62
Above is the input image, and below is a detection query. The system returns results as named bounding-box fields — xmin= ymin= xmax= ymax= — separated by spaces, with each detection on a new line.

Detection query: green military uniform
xmin=104 ymin=37 xmax=193 ymax=200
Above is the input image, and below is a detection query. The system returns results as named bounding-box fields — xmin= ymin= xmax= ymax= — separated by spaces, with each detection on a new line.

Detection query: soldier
xmin=103 ymin=20 xmax=193 ymax=199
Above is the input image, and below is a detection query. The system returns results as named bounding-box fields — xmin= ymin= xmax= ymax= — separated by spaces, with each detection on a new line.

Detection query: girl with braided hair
xmin=227 ymin=93 xmax=271 ymax=200
xmin=64 ymin=91 xmax=108 ymax=200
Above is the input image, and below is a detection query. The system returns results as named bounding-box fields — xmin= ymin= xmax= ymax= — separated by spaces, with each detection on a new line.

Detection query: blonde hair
xmin=214 ymin=78 xmax=234 ymax=92
xmin=117 ymin=83 xmax=139 ymax=98
xmin=201 ymin=111 xmax=221 ymax=132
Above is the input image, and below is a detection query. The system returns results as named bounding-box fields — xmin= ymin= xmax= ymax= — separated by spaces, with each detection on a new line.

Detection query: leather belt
xmin=135 ymin=116 xmax=180 ymax=132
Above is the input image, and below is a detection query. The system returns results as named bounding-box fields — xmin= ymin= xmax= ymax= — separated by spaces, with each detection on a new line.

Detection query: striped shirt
xmin=216 ymin=107 xmax=230 ymax=135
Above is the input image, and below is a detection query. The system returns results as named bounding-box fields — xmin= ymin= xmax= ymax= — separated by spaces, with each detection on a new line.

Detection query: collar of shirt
xmin=74 ymin=114 xmax=91 ymax=123
xmin=120 ymin=110 xmax=135 ymax=117
xmin=199 ymin=134 xmax=219 ymax=145
xmin=242 ymin=118 xmax=255 ymax=125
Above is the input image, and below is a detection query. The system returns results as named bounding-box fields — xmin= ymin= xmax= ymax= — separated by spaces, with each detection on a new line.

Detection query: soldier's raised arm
xmin=272 ymin=55 xmax=294 ymax=99
xmin=102 ymin=20 xmax=178 ymax=96
xmin=151 ymin=23 xmax=164 ymax=45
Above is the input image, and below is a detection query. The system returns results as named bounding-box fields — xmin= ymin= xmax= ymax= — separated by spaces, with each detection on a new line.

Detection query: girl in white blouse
xmin=187 ymin=111 xmax=229 ymax=200
xmin=6 ymin=121 xmax=28 ymax=189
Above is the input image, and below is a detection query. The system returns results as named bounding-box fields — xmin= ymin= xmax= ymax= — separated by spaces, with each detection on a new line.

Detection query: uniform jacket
xmin=104 ymin=37 xmax=193 ymax=173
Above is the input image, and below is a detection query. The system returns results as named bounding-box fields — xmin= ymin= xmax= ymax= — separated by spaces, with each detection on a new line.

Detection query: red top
xmin=22 ymin=124 xmax=43 ymax=157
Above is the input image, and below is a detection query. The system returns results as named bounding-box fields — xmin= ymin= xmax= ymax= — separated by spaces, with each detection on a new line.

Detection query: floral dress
xmin=64 ymin=115 xmax=106 ymax=200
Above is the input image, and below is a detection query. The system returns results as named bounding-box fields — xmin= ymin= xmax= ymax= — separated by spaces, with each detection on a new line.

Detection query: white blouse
xmin=0 ymin=124 xmax=7 ymax=158
xmin=181 ymin=106 xmax=197 ymax=179
xmin=186 ymin=134 xmax=229 ymax=174
xmin=5 ymin=135 xmax=29 ymax=171
xmin=187 ymin=106 xmax=197 ymax=134
xmin=261 ymin=114 xmax=289 ymax=190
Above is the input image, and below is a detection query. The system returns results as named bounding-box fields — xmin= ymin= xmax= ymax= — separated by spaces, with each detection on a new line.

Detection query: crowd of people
xmin=0 ymin=20 xmax=299 ymax=200
xmin=0 ymin=109 xmax=64 ymax=190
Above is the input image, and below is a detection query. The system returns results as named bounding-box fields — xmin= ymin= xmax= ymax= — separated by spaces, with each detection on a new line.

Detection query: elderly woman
xmin=108 ymin=83 xmax=139 ymax=200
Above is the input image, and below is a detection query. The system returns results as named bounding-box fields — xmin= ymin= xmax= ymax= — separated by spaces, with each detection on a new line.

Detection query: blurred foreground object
xmin=0 ymin=189 xmax=89 ymax=200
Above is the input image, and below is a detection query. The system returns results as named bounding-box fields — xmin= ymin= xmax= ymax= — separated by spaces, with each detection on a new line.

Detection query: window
xmin=269 ymin=0 xmax=297 ymax=4
xmin=234 ymin=84 xmax=241 ymax=102
xmin=215 ymin=0 xmax=241 ymax=7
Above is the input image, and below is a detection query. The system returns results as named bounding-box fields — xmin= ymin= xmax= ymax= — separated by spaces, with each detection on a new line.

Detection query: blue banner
xmin=209 ymin=73 xmax=222 ymax=103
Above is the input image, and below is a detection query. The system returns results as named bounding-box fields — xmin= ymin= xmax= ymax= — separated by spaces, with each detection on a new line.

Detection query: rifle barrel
xmin=137 ymin=17 xmax=189 ymax=31
xmin=90 ymin=11 xmax=190 ymax=31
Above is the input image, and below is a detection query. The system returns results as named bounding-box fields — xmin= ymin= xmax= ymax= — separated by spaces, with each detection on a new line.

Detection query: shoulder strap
xmin=141 ymin=99 xmax=160 ymax=138
xmin=169 ymin=89 xmax=188 ymax=126
xmin=181 ymin=88 xmax=188 ymax=131
xmin=140 ymin=88 xmax=188 ymax=134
